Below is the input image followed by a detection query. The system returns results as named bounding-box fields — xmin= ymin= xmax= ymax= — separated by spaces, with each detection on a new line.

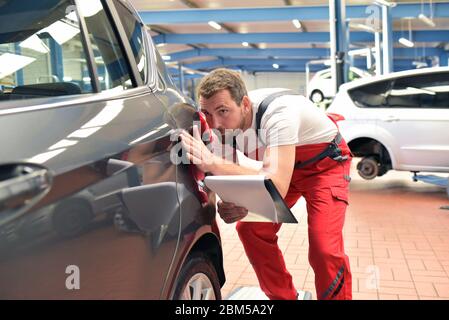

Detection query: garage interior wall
xmin=241 ymin=72 xmax=307 ymax=95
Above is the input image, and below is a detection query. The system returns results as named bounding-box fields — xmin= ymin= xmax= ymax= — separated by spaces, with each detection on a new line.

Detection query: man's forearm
xmin=208 ymin=157 xmax=260 ymax=176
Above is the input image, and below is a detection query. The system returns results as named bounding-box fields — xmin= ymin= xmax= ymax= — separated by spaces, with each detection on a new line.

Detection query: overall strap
xmin=255 ymin=90 xmax=298 ymax=134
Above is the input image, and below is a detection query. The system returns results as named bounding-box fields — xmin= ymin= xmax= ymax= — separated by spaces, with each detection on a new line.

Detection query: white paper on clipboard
xmin=204 ymin=175 xmax=298 ymax=223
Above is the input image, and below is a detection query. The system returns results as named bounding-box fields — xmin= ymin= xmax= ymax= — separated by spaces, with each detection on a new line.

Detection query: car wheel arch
xmin=348 ymin=137 xmax=395 ymax=169
xmin=168 ymin=231 xmax=225 ymax=299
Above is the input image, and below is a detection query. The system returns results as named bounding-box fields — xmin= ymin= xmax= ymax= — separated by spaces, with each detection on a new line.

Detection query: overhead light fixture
xmin=412 ymin=61 xmax=428 ymax=68
xmin=0 ymin=53 xmax=36 ymax=79
xmin=208 ymin=21 xmax=222 ymax=30
xmin=374 ymin=0 xmax=397 ymax=7
xmin=20 ymin=34 xmax=50 ymax=53
xmin=292 ymin=19 xmax=302 ymax=29
xmin=398 ymin=37 xmax=414 ymax=47
xmin=39 ymin=20 xmax=80 ymax=45
xmin=349 ymin=22 xmax=376 ymax=33
xmin=242 ymin=42 xmax=249 ymax=47
xmin=272 ymin=63 xmax=279 ymax=69
xmin=162 ymin=55 xmax=171 ymax=61
xmin=418 ymin=13 xmax=436 ymax=27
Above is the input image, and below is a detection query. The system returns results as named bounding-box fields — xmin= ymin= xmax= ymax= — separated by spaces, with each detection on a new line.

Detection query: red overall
xmin=236 ymin=137 xmax=352 ymax=300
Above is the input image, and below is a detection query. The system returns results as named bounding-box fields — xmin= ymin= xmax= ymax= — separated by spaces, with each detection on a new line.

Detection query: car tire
xmin=310 ymin=90 xmax=324 ymax=103
xmin=173 ymin=252 xmax=222 ymax=300
xmin=357 ymin=156 xmax=380 ymax=180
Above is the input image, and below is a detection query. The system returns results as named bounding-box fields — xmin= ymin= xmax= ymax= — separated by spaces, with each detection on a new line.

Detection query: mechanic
xmin=180 ymin=68 xmax=352 ymax=300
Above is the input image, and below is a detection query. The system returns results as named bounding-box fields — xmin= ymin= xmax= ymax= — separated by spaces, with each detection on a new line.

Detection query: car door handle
xmin=381 ymin=115 xmax=400 ymax=122
xmin=0 ymin=163 xmax=52 ymax=224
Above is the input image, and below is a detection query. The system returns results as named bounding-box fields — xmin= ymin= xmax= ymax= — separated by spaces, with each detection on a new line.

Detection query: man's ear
xmin=241 ymin=95 xmax=251 ymax=114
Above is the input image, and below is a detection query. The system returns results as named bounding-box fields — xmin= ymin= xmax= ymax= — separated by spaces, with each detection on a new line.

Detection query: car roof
xmin=338 ymin=66 xmax=449 ymax=92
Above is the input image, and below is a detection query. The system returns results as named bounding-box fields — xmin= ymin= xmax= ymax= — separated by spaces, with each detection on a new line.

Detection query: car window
xmin=348 ymin=70 xmax=361 ymax=81
xmin=0 ymin=0 xmax=93 ymax=101
xmin=79 ymin=0 xmax=133 ymax=92
xmin=348 ymin=80 xmax=391 ymax=108
xmin=113 ymin=0 xmax=147 ymax=84
xmin=321 ymin=72 xmax=331 ymax=79
xmin=386 ymin=72 xmax=449 ymax=109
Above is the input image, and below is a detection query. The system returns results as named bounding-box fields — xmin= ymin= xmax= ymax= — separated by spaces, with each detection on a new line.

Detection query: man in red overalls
xmin=180 ymin=68 xmax=352 ymax=300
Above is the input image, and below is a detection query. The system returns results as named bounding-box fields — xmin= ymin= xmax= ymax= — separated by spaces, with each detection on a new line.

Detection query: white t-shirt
xmin=234 ymin=88 xmax=338 ymax=159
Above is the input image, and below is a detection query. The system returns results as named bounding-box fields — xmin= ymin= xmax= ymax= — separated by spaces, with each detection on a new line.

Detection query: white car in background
xmin=327 ymin=67 xmax=449 ymax=180
xmin=307 ymin=67 xmax=372 ymax=103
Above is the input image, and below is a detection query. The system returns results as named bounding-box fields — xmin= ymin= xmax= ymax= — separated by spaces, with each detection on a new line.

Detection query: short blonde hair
xmin=197 ymin=68 xmax=248 ymax=105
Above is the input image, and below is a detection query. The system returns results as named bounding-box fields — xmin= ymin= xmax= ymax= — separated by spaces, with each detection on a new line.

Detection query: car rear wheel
xmin=310 ymin=90 xmax=324 ymax=103
xmin=174 ymin=253 xmax=221 ymax=300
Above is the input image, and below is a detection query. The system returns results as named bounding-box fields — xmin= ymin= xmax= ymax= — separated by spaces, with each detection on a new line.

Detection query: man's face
xmin=199 ymin=89 xmax=247 ymax=139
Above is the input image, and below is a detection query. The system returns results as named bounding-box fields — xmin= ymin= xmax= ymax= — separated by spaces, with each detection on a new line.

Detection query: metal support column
xmin=14 ymin=43 xmax=24 ymax=85
xmin=329 ymin=0 xmax=348 ymax=94
xmin=375 ymin=31 xmax=383 ymax=75
xmin=49 ymin=39 xmax=64 ymax=82
xmin=440 ymin=51 xmax=448 ymax=66
xmin=178 ymin=63 xmax=185 ymax=93
xmin=381 ymin=5 xmax=393 ymax=74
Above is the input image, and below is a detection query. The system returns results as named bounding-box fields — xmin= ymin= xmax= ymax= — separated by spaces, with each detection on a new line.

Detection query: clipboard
xmin=204 ymin=175 xmax=298 ymax=223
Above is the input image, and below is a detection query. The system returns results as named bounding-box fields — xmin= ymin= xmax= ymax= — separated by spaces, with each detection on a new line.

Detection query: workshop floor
xmin=218 ymin=160 xmax=449 ymax=300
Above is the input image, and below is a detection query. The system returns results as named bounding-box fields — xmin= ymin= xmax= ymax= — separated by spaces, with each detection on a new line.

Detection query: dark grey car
xmin=0 ymin=0 xmax=225 ymax=299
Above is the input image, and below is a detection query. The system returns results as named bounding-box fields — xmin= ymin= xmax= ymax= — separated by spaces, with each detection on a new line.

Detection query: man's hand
xmin=180 ymin=125 xmax=218 ymax=173
xmin=217 ymin=200 xmax=248 ymax=224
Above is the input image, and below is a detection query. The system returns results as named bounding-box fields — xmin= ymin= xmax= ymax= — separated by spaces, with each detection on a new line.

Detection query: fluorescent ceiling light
xmin=68 ymin=127 xmax=101 ymax=138
xmin=162 ymin=55 xmax=171 ymax=61
xmin=208 ymin=21 xmax=222 ymax=30
xmin=272 ymin=63 xmax=279 ymax=69
xmin=66 ymin=11 xmax=78 ymax=22
xmin=49 ymin=139 xmax=79 ymax=150
xmin=374 ymin=0 xmax=397 ymax=7
xmin=242 ymin=42 xmax=249 ymax=47
xmin=28 ymin=149 xmax=66 ymax=164
xmin=412 ymin=61 xmax=428 ymax=68
xmin=398 ymin=37 xmax=414 ymax=47
xmin=349 ymin=22 xmax=376 ymax=33
xmin=19 ymin=34 xmax=50 ymax=53
xmin=39 ymin=20 xmax=80 ymax=45
xmin=418 ymin=13 xmax=436 ymax=27
xmin=77 ymin=0 xmax=102 ymax=17
xmin=292 ymin=19 xmax=302 ymax=29
xmin=81 ymin=101 xmax=124 ymax=129
xmin=0 ymin=53 xmax=36 ymax=79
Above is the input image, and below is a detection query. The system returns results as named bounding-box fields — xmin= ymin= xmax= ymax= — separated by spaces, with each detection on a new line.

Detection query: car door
xmin=0 ymin=0 xmax=182 ymax=299
xmin=375 ymin=71 xmax=449 ymax=172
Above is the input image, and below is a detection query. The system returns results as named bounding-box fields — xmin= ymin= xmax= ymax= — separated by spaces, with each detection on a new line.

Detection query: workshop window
xmin=114 ymin=0 xmax=147 ymax=84
xmin=0 ymin=0 xmax=93 ymax=101
xmin=80 ymin=0 xmax=133 ymax=91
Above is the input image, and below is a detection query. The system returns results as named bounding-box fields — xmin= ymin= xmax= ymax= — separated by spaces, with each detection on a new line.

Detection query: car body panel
xmin=0 ymin=0 xmax=222 ymax=299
